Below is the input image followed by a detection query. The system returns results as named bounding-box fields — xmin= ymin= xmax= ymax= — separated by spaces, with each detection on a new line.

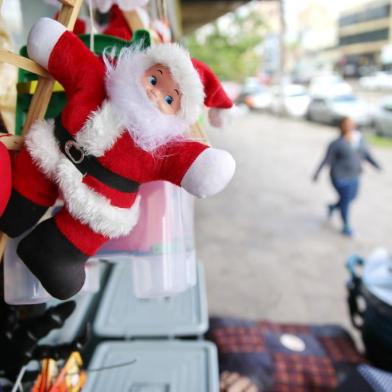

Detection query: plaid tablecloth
xmin=207 ymin=317 xmax=365 ymax=391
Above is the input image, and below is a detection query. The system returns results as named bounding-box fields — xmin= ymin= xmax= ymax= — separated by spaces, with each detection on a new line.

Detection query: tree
xmin=184 ymin=5 xmax=265 ymax=82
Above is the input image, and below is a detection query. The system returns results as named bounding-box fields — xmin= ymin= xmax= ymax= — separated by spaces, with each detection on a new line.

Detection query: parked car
xmin=269 ymin=84 xmax=310 ymax=117
xmin=309 ymin=75 xmax=352 ymax=97
xmin=306 ymin=94 xmax=371 ymax=127
xmin=359 ymin=72 xmax=392 ymax=91
xmin=372 ymin=96 xmax=392 ymax=137
xmin=236 ymin=80 xmax=272 ymax=110
xmin=243 ymin=86 xmax=273 ymax=110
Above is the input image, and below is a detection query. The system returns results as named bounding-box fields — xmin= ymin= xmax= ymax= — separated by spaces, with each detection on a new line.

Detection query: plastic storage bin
xmin=4 ymin=234 xmax=102 ymax=305
xmin=93 ymin=262 xmax=208 ymax=338
xmin=96 ymin=181 xmax=197 ymax=298
xmin=4 ymin=234 xmax=50 ymax=305
xmin=83 ymin=341 xmax=219 ymax=392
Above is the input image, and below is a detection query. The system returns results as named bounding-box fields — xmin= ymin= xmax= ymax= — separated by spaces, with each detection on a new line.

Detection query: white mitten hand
xmin=181 ymin=148 xmax=235 ymax=198
xmin=27 ymin=17 xmax=66 ymax=69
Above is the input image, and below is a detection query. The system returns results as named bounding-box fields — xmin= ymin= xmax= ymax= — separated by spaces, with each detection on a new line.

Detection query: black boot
xmin=0 ymin=190 xmax=49 ymax=237
xmin=17 ymin=218 xmax=88 ymax=300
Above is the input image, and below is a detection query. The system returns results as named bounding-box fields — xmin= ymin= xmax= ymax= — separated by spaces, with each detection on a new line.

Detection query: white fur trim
xmin=208 ymin=108 xmax=233 ymax=128
xmin=25 ymin=118 xmax=139 ymax=238
xmin=57 ymin=158 xmax=140 ymax=237
xmin=27 ymin=18 xmax=66 ymax=70
xmin=25 ymin=119 xmax=59 ymax=179
xmin=181 ymin=148 xmax=235 ymax=198
xmin=145 ymin=44 xmax=204 ymax=125
xmin=77 ymin=100 xmax=125 ymax=156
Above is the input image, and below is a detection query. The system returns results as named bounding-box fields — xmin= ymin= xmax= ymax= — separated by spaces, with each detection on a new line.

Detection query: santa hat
xmin=143 ymin=44 xmax=233 ymax=126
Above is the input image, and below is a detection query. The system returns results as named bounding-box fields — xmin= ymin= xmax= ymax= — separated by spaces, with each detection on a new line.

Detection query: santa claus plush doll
xmin=0 ymin=17 xmax=235 ymax=300
xmin=0 ymin=141 xmax=11 ymax=216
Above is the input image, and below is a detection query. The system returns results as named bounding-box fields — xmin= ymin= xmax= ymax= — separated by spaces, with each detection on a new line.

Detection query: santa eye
xmin=149 ymin=75 xmax=157 ymax=86
xmin=164 ymin=95 xmax=174 ymax=105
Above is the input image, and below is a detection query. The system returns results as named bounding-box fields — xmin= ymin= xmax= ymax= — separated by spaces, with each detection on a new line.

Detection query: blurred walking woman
xmin=313 ymin=117 xmax=381 ymax=236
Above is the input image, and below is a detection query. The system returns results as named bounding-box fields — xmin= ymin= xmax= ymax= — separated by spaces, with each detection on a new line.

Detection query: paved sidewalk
xmin=196 ymin=113 xmax=392 ymax=334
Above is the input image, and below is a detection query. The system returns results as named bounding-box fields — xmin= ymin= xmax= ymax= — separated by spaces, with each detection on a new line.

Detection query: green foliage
xmin=366 ymin=134 xmax=392 ymax=148
xmin=184 ymin=7 xmax=265 ymax=82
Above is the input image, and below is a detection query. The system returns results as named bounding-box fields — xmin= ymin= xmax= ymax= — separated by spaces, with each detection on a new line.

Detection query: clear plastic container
xmin=97 ymin=181 xmax=197 ymax=298
xmin=83 ymin=260 xmax=101 ymax=293
xmin=4 ymin=234 xmax=101 ymax=305
xmin=4 ymin=234 xmax=50 ymax=305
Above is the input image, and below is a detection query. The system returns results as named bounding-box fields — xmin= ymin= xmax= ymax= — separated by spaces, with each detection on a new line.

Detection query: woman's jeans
xmin=331 ymin=177 xmax=359 ymax=227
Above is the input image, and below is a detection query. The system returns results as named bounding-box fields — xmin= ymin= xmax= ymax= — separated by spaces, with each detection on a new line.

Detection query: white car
xmin=307 ymin=94 xmax=371 ymax=127
xmin=373 ymin=97 xmax=392 ymax=136
xmin=359 ymin=72 xmax=392 ymax=91
xmin=269 ymin=84 xmax=310 ymax=117
xmin=309 ymin=75 xmax=352 ymax=97
xmin=244 ymin=86 xmax=273 ymax=110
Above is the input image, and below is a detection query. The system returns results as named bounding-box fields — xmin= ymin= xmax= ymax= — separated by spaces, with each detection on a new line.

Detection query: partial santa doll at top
xmin=0 ymin=17 xmax=235 ymax=300
xmin=46 ymin=0 xmax=154 ymax=41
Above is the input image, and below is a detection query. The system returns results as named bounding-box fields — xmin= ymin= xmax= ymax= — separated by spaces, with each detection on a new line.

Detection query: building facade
xmin=338 ymin=0 xmax=392 ymax=75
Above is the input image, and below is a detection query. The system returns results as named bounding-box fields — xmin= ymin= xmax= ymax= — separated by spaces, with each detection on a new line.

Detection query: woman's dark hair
xmin=337 ymin=116 xmax=350 ymax=132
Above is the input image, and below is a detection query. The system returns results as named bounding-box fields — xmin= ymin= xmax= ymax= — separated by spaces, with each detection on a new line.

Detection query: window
xmin=339 ymin=28 xmax=389 ymax=46
xmin=339 ymin=4 xmax=390 ymax=27
xmin=333 ymin=95 xmax=357 ymax=103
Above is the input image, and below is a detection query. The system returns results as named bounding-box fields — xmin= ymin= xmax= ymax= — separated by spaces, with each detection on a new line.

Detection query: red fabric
xmin=13 ymin=30 xmax=209 ymax=247
xmin=12 ymin=147 xmax=58 ymax=207
xmin=82 ymin=175 xmax=138 ymax=208
xmin=55 ymin=208 xmax=108 ymax=255
xmin=273 ymin=353 xmax=337 ymax=392
xmin=103 ymin=5 xmax=133 ymax=41
xmin=191 ymin=58 xmax=233 ymax=109
xmin=48 ymin=31 xmax=107 ymax=135
xmin=0 ymin=142 xmax=11 ymax=215
xmin=319 ymin=336 xmax=364 ymax=363
xmin=212 ymin=327 xmax=266 ymax=353
xmin=157 ymin=141 xmax=209 ymax=185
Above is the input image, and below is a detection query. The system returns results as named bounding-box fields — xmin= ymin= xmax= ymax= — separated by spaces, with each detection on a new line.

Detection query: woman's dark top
xmin=314 ymin=134 xmax=380 ymax=181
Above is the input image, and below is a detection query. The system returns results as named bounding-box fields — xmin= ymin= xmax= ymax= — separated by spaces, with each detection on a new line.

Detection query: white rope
xmin=11 ymin=365 xmax=26 ymax=392
xmin=88 ymin=0 xmax=97 ymax=52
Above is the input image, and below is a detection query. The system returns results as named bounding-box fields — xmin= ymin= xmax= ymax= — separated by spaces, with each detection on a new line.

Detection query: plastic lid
xmin=365 ymin=248 xmax=392 ymax=306
xmin=93 ymin=262 xmax=208 ymax=337
xmin=83 ymin=341 xmax=219 ymax=392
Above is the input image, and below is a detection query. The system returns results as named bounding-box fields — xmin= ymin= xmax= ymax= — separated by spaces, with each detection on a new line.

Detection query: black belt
xmin=54 ymin=117 xmax=139 ymax=193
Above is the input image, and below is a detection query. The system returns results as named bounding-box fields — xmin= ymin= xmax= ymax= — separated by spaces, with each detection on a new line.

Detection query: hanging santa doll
xmin=0 ymin=17 xmax=235 ymax=300
xmin=0 ymin=141 xmax=11 ymax=216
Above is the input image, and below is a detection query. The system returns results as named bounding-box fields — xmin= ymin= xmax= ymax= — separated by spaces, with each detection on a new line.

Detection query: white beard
xmin=104 ymin=46 xmax=190 ymax=153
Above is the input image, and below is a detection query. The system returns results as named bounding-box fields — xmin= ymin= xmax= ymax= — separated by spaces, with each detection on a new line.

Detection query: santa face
xmin=105 ymin=49 xmax=190 ymax=152
xmin=142 ymin=64 xmax=181 ymax=115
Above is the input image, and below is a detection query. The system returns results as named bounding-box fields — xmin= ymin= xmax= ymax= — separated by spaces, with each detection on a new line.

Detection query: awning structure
xmin=180 ymin=0 xmax=249 ymax=34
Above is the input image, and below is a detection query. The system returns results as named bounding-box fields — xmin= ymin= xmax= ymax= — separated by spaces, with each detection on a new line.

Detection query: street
xmin=196 ymin=112 xmax=392 ymax=334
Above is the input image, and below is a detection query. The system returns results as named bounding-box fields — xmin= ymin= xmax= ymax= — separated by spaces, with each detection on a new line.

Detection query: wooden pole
xmin=123 ymin=9 xmax=147 ymax=31
xmin=0 ymin=49 xmax=49 ymax=78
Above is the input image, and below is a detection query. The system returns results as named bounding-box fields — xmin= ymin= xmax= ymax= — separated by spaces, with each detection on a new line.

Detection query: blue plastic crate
xmin=83 ymin=341 xmax=219 ymax=392
xmin=93 ymin=262 xmax=208 ymax=338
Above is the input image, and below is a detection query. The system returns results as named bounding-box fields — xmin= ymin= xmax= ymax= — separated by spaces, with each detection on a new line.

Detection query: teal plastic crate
xmin=83 ymin=341 xmax=219 ymax=392
xmin=40 ymin=263 xmax=108 ymax=345
xmin=93 ymin=262 xmax=208 ymax=338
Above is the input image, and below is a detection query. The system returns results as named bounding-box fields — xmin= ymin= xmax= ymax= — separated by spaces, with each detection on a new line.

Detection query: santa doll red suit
xmin=0 ymin=17 xmax=235 ymax=300
xmin=0 ymin=141 xmax=11 ymax=216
